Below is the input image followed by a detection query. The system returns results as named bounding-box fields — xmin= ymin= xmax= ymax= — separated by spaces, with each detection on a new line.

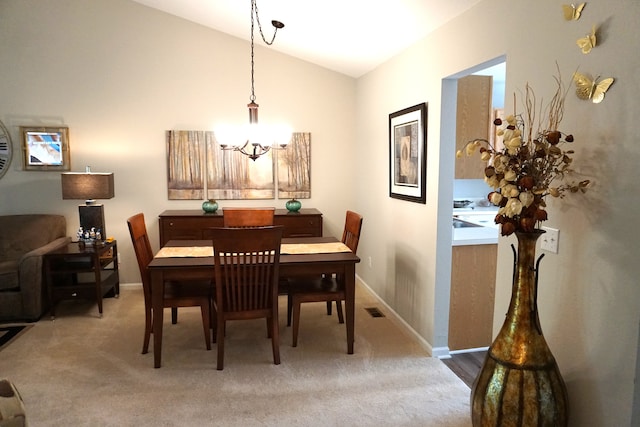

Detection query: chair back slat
xmin=222 ymin=207 xmax=275 ymax=228
xmin=342 ymin=210 xmax=363 ymax=254
xmin=212 ymin=226 xmax=283 ymax=315
xmin=127 ymin=213 xmax=154 ymax=305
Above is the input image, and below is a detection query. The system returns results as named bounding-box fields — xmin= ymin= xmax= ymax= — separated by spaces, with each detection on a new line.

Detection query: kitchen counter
xmin=452 ymin=225 xmax=498 ymax=246
xmin=452 ymin=207 xmax=499 ymax=246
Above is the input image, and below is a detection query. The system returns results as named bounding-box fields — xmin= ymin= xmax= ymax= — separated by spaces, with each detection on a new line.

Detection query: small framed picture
xmin=21 ymin=126 xmax=70 ymax=171
xmin=389 ymin=103 xmax=427 ymax=203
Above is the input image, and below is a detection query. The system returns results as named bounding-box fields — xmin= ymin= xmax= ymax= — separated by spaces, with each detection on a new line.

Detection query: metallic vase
xmin=471 ymin=230 xmax=569 ymax=426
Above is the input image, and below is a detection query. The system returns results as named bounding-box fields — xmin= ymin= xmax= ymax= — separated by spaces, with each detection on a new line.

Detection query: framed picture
xmin=389 ymin=103 xmax=427 ymax=203
xmin=21 ymin=126 xmax=70 ymax=171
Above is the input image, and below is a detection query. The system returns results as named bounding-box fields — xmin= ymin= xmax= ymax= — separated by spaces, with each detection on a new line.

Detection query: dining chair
xmin=222 ymin=207 xmax=275 ymax=228
xmin=127 ymin=213 xmax=212 ymax=354
xmin=286 ymin=210 xmax=363 ymax=347
xmin=210 ymin=226 xmax=283 ymax=370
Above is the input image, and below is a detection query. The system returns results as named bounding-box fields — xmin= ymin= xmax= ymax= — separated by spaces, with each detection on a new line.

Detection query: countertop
xmin=452 ymin=206 xmax=499 ymax=246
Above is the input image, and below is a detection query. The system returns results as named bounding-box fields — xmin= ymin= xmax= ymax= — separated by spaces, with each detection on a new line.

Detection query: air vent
xmin=365 ymin=307 xmax=385 ymax=318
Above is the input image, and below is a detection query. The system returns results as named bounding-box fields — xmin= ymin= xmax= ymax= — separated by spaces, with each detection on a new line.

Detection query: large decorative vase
xmin=471 ymin=230 xmax=569 ymax=426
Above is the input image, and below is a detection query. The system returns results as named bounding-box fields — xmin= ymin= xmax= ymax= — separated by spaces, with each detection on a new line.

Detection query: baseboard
xmin=432 ymin=347 xmax=452 ymax=359
xmin=356 ymin=275 xmax=437 ymax=357
xmin=119 ymin=282 xmax=142 ymax=288
xmin=449 ymin=346 xmax=489 ymax=355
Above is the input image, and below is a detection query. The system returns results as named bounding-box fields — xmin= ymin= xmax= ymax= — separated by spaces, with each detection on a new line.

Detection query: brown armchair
xmin=0 ymin=215 xmax=71 ymax=322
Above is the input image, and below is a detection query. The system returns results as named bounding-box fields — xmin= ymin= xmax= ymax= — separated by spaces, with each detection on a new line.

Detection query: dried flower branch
xmin=456 ymin=71 xmax=590 ymax=236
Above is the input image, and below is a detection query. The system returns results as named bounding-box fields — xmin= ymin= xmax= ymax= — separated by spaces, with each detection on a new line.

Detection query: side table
xmin=44 ymin=239 xmax=120 ymax=319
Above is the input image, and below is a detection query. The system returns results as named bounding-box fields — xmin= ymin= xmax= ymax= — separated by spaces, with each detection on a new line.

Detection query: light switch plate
xmin=541 ymin=227 xmax=560 ymax=253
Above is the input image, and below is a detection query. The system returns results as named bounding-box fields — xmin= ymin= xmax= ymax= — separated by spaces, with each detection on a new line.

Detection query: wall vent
xmin=365 ymin=307 xmax=385 ymax=318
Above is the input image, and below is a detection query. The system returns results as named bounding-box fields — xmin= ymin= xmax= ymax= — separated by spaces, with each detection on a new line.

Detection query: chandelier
xmin=217 ymin=0 xmax=291 ymax=161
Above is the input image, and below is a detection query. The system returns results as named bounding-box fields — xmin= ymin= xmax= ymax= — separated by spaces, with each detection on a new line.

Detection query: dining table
xmin=147 ymin=236 xmax=361 ymax=368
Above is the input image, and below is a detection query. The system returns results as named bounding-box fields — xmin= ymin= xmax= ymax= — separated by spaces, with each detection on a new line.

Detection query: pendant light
xmin=217 ymin=0 xmax=291 ymax=161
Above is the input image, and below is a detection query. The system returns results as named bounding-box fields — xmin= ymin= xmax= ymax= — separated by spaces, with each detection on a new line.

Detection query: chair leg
xmin=142 ymin=309 xmax=152 ymax=354
xmin=266 ymin=317 xmax=272 ymax=338
xmin=211 ymin=301 xmax=217 ymax=343
xmin=335 ymin=300 xmax=344 ymax=324
xmin=216 ymin=319 xmax=225 ymax=370
xmin=171 ymin=307 xmax=178 ymax=324
xmin=292 ymin=297 xmax=301 ymax=347
xmin=200 ymin=302 xmax=211 ymax=351
xmin=271 ymin=314 xmax=281 ymax=365
xmin=287 ymin=293 xmax=293 ymax=327
xmin=326 ymin=301 xmax=332 ymax=315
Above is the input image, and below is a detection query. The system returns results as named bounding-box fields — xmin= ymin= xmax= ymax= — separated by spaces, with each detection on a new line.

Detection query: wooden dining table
xmin=147 ymin=236 xmax=361 ymax=368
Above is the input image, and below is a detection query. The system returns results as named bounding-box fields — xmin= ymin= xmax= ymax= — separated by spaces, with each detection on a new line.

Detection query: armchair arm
xmin=18 ymin=236 xmax=71 ymax=320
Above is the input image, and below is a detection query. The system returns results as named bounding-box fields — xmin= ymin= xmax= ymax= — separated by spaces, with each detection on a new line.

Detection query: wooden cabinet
xmin=158 ymin=209 xmax=323 ymax=246
xmin=455 ymin=75 xmax=493 ymax=179
xmin=449 ymin=243 xmax=497 ymax=351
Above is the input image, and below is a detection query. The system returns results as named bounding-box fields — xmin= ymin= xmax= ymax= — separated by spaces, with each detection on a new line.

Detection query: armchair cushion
xmin=0 ymin=215 xmax=70 ymax=322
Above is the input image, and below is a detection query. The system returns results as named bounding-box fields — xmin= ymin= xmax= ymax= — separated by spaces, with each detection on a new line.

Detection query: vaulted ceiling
xmin=131 ymin=0 xmax=482 ymax=77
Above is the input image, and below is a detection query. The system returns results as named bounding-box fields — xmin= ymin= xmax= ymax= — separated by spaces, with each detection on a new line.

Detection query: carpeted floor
xmin=0 ymin=283 xmax=471 ymax=426
xmin=0 ymin=325 xmax=32 ymax=351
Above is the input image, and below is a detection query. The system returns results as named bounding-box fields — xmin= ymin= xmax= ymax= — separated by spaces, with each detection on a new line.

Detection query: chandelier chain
xmin=250 ymin=0 xmax=281 ymax=103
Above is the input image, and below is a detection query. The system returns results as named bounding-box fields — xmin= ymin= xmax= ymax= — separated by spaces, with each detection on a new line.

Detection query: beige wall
xmin=0 ymin=0 xmax=356 ymax=283
xmin=355 ymin=0 xmax=640 ymax=425
xmin=1 ymin=0 xmax=639 ymax=425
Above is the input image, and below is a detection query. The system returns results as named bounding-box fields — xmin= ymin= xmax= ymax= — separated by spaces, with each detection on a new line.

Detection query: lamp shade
xmin=61 ymin=172 xmax=114 ymax=202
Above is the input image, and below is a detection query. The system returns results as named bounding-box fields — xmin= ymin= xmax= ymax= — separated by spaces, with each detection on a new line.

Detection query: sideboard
xmin=158 ymin=208 xmax=323 ymax=246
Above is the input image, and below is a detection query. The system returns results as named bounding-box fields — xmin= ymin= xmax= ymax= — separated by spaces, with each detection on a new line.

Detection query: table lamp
xmin=61 ymin=166 xmax=114 ymax=239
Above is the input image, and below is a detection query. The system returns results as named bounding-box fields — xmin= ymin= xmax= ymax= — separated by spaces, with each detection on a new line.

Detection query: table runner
xmin=155 ymin=242 xmax=351 ymax=258
xmin=280 ymin=242 xmax=351 ymax=255
xmin=155 ymin=246 xmax=214 ymax=258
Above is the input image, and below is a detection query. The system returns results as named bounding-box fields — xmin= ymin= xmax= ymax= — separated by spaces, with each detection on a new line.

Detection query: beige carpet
xmin=0 ymin=283 xmax=471 ymax=426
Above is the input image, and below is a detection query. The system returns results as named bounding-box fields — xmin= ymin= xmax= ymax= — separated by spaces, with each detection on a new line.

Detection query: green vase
xmin=471 ymin=230 xmax=568 ymax=426
xmin=285 ymin=198 xmax=302 ymax=212
xmin=202 ymin=199 xmax=218 ymax=213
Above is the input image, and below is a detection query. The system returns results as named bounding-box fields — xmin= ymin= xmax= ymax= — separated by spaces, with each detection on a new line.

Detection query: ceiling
xmin=131 ymin=0 xmax=483 ymax=78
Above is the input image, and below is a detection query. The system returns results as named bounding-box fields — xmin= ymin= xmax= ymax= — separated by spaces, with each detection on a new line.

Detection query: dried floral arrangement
xmin=457 ymin=73 xmax=590 ymax=236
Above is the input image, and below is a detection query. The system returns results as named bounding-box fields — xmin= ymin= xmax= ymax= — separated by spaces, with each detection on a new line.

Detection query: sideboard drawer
xmin=275 ymin=215 xmax=322 ymax=237
xmin=159 ymin=215 xmax=223 ymax=243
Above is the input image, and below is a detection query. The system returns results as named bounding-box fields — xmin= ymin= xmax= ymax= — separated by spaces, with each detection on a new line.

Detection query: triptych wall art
xmin=166 ymin=130 xmax=311 ymax=201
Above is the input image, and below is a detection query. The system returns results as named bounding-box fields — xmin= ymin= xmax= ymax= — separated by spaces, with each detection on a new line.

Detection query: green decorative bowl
xmin=202 ymin=199 xmax=218 ymax=213
xmin=285 ymin=198 xmax=302 ymax=212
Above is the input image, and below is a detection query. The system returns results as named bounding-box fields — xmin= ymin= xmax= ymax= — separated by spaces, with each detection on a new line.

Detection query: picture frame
xmin=21 ymin=126 xmax=70 ymax=171
xmin=389 ymin=103 xmax=427 ymax=203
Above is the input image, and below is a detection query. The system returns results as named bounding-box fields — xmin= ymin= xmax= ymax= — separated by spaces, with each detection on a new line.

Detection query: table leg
xmin=44 ymin=257 xmax=56 ymax=320
xmin=151 ymin=270 xmax=164 ymax=368
xmin=93 ymin=254 xmax=103 ymax=318
xmin=345 ymin=264 xmax=355 ymax=354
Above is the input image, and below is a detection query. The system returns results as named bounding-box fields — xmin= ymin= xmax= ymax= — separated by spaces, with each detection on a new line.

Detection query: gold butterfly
xmin=573 ymin=72 xmax=614 ymax=103
xmin=576 ymin=25 xmax=597 ymax=54
xmin=563 ymin=3 xmax=586 ymax=21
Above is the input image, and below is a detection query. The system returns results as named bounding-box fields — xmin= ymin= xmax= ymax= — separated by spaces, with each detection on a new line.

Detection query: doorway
xmin=440 ymin=57 xmax=506 ymax=356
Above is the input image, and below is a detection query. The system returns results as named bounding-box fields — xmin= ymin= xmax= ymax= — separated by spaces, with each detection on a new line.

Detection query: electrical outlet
xmin=541 ymin=227 xmax=559 ymax=253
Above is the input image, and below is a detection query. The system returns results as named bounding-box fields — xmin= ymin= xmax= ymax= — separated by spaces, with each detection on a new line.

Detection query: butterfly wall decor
xmin=563 ymin=3 xmax=586 ymax=21
xmin=573 ymin=72 xmax=614 ymax=104
xmin=576 ymin=25 xmax=597 ymax=54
